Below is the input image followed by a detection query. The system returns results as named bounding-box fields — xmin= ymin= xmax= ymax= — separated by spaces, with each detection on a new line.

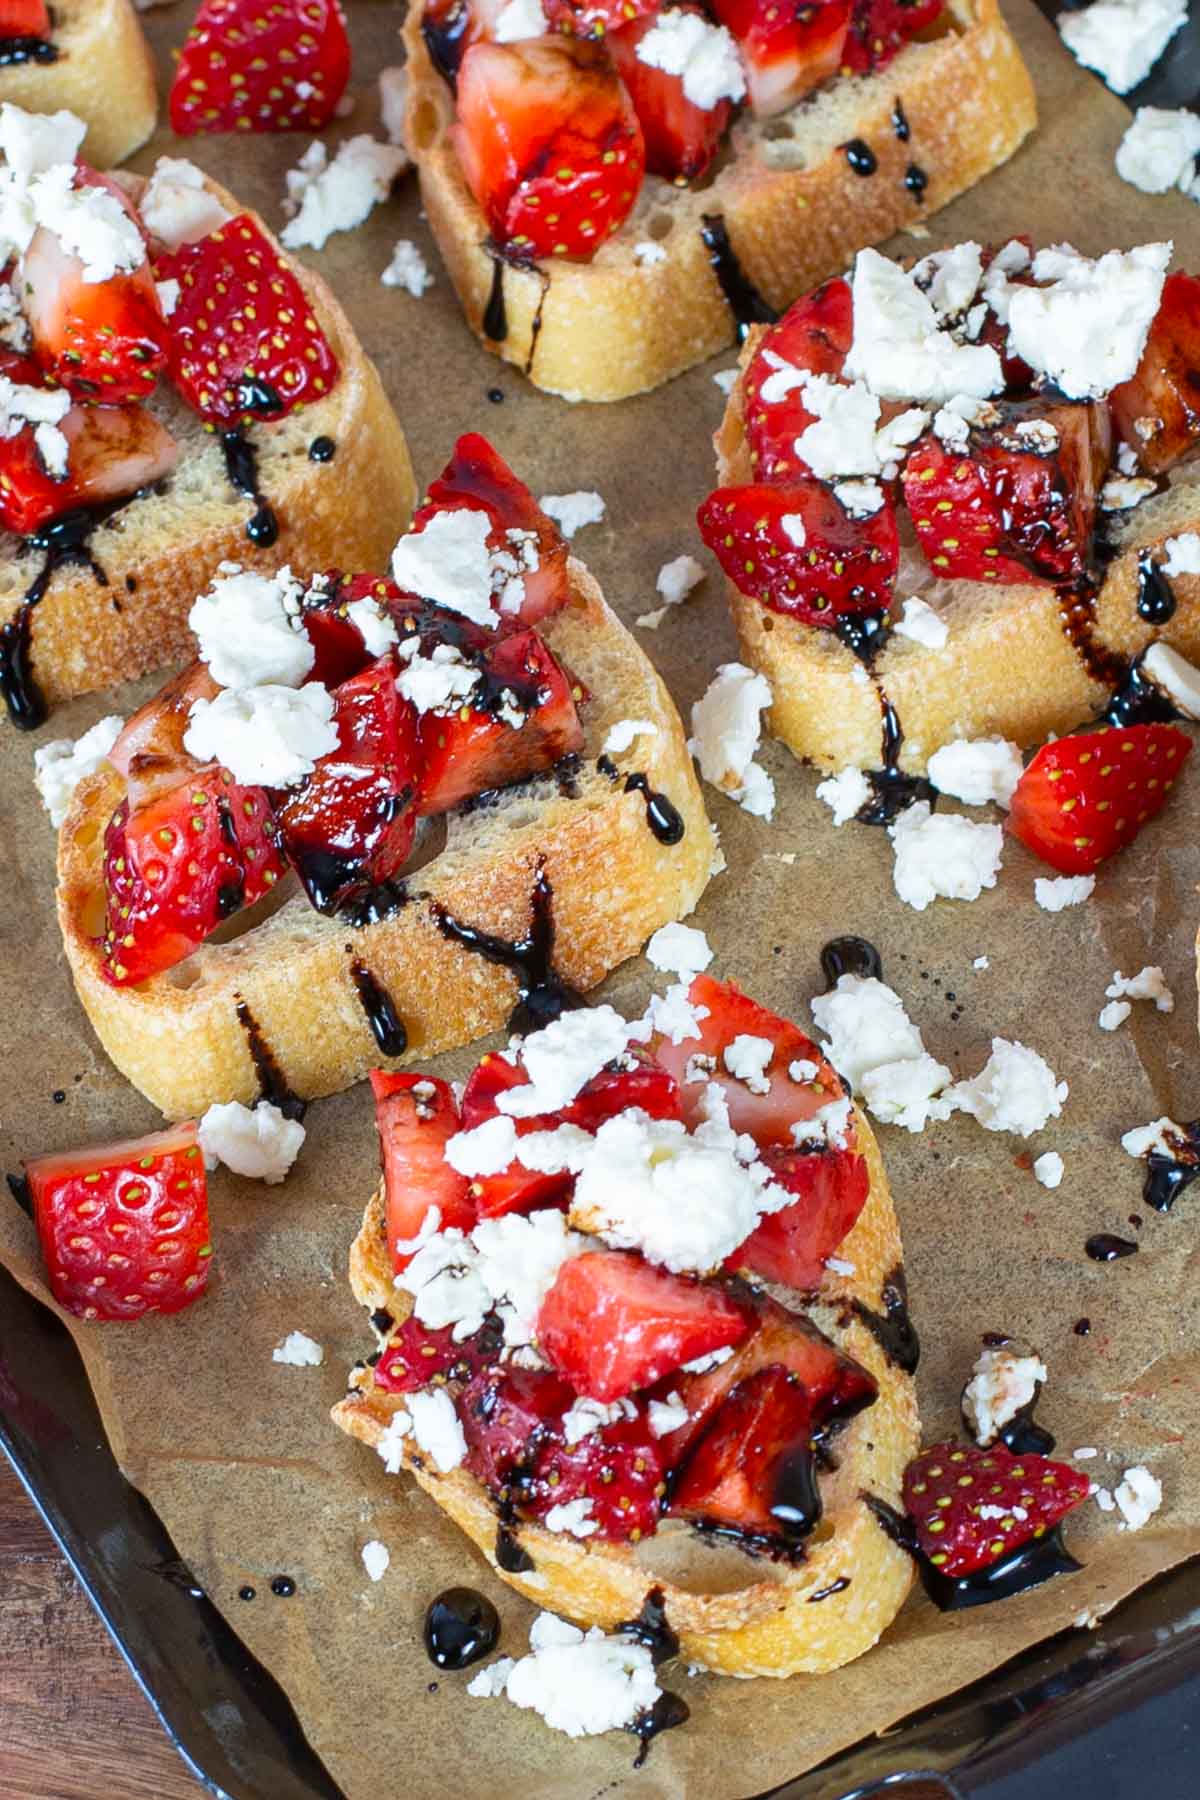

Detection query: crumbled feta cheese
xmin=375 ymin=1409 xmax=413 ymax=1473
xmin=499 ymin=1006 xmax=630 ymax=1118
xmin=272 ymin=1330 xmax=324 ymax=1366
xmin=1059 ymin=0 xmax=1186 ymax=94
xmin=139 ymin=156 xmax=230 ymax=248
xmin=1093 ymin=1484 xmax=1116 ymax=1512
xmin=33 ymin=419 xmax=67 ymax=477
xmin=914 ymin=241 xmax=985 ymax=317
xmin=811 ymin=974 xmax=925 ymax=1092
xmin=1121 ymin=1115 xmax=1188 ymax=1158
xmin=656 ymin=553 xmax=705 ymax=606
xmin=1117 ymin=442 xmax=1140 ymax=475
xmin=860 ymin=1052 xmax=955 ymax=1132
xmin=927 ymin=737 xmax=1024 ymax=808
xmin=394 ymin=1228 xmax=491 ymax=1339
xmin=155 ymin=277 xmax=180 ymax=318
xmin=834 ymin=477 xmax=885 ymax=518
xmin=963 ymin=1343 xmax=1047 ymax=1446
xmin=188 ymin=565 xmax=312 ymax=690
xmin=395 ymin=641 xmax=482 ymax=714
xmin=688 ymin=662 xmax=775 ymax=819
xmin=467 ymin=1659 xmax=515 ymax=1698
xmin=33 ymin=714 xmax=123 ymax=827
xmin=648 ymin=1392 xmax=689 ymax=1436
xmin=973 ymin=955 xmax=989 ymax=970
xmin=472 ymin=1211 xmax=588 ymax=1347
xmin=544 ymin=1497 xmax=599 ymax=1537
xmin=1035 ymin=874 xmax=1096 ymax=912
xmin=183 ymin=682 xmax=338 ymax=788
xmin=844 ymin=247 xmax=1003 ymax=403
xmin=1005 ymin=243 xmax=1171 ymax=400
xmin=539 ymin=490 xmax=605 ymax=537
xmin=0 ymin=103 xmax=85 ymax=184
xmin=281 ymin=136 xmax=406 ymax=251
xmin=603 ymin=717 xmax=658 ymax=755
xmin=0 ymin=375 xmax=69 ymax=443
xmin=1162 ymin=532 xmax=1200 ymax=576
xmin=713 ymin=366 xmax=739 ymax=394
xmin=645 ymin=921 xmax=712 ymax=981
xmin=378 ymin=65 xmax=409 ymax=147
xmin=361 ymin=1539 xmax=390 ymax=1581
xmin=794 ymin=374 xmax=881 ymax=478
xmin=1142 ymin=641 xmax=1200 ymax=718
xmin=344 ymin=595 xmax=398 ymax=657
xmin=824 ymin=1255 xmax=856 ymax=1276
xmin=635 ymin=605 xmax=668 ymax=630
xmin=682 ymin=1345 xmax=735 ymax=1375
xmin=1099 ymin=1000 xmax=1132 ymax=1031
xmin=893 ymin=596 xmax=949 ymax=649
xmin=815 ymin=765 xmax=871 ymax=826
xmin=1034 ymin=1151 xmax=1064 ymax=1188
xmin=633 ymin=240 xmax=667 ymax=267
xmin=381 ymin=238 xmax=432 ymax=295
xmin=1107 ymin=965 xmax=1173 ymax=1012
xmin=199 ymin=1100 xmax=307 ymax=1183
xmin=1114 ymin=1464 xmax=1163 ymax=1530
xmin=946 ymin=1038 xmax=1068 ymax=1137
xmin=874 ymin=406 xmax=929 ymax=472
xmin=634 ymin=9 xmax=746 ymax=110
xmin=631 ymin=982 xmax=710 ymax=1046
xmin=1074 ymin=1447 xmax=1099 ymax=1460
xmin=561 ymin=1396 xmax=630 ymax=1445
xmin=889 ymin=802 xmax=1004 ymax=910
xmin=406 ymin=1387 xmax=467 ymax=1472
xmin=445 ymin=1115 xmax=519 ymax=1179
xmin=789 ymin=1058 xmax=819 ymax=1084
xmin=723 ymin=1034 xmax=774 ymax=1095
xmin=391 ymin=508 xmax=497 ymax=628
xmin=486 ymin=1614 xmax=661 ymax=1739
xmin=1116 ymin=106 xmax=1200 ymax=194
xmin=493 ymin=0 xmax=550 ymax=40
xmin=1101 ymin=474 xmax=1158 ymax=511
xmin=29 ymin=163 xmax=145 ymax=282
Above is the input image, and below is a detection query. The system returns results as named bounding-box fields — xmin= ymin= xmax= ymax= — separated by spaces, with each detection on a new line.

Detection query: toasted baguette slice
xmin=57 ymin=559 xmax=716 ymax=1119
xmin=0 ymin=170 xmax=416 ymax=716
xmin=332 ymin=1107 xmax=918 ymax=1679
xmin=403 ymin=0 xmax=1034 ymax=403
xmin=0 ymin=0 xmax=157 ymax=169
xmin=713 ymin=345 xmax=1200 ymax=775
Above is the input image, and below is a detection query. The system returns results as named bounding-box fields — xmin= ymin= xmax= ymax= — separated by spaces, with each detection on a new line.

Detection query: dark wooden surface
xmin=0 ymin=1459 xmax=203 ymax=1800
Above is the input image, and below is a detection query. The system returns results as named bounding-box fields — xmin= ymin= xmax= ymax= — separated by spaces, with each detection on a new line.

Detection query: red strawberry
xmin=1110 ymin=272 xmax=1200 ymax=476
xmin=301 ymin=576 xmax=382 ymax=688
xmin=273 ymin=657 xmax=423 ymax=916
xmin=101 ymin=769 xmax=286 ymax=985
xmin=460 ymin=1364 xmax=575 ymax=1490
xmin=903 ymin=1440 xmax=1090 ymax=1578
xmin=742 ymin=278 xmax=853 ymax=481
xmin=0 ymin=399 xmax=178 ymax=536
xmin=107 ymin=663 xmax=219 ymax=811
xmin=698 ymin=479 xmax=898 ymax=628
xmin=669 ymin=1363 xmax=824 ymax=1542
xmin=155 ymin=216 xmax=340 ymax=426
xmin=902 ymin=433 xmax=1029 ymax=584
xmin=169 ymin=0 xmax=351 ymax=135
xmin=1007 ymin=724 xmax=1192 ymax=876
xmin=529 ymin=1405 xmax=665 ymax=1541
xmin=453 ymin=38 xmax=644 ymax=261
xmin=24 ymin=1124 xmax=212 ymax=1321
xmin=608 ymin=11 xmax=734 ymax=184
xmin=543 ymin=0 xmax=658 ymax=37
xmin=0 ymin=0 xmax=51 ymax=36
xmin=370 ymin=1072 xmax=477 ymax=1271
xmin=373 ymin=1315 xmax=502 ymax=1393
xmin=414 ymin=434 xmax=570 ymax=628
xmin=726 ymin=1143 xmax=869 ymax=1289
xmin=711 ymin=0 xmax=849 ymax=117
xmin=841 ymin=0 xmax=942 ymax=73
xmin=537 ymin=1251 xmax=753 ymax=1401
xmin=417 ymin=629 xmax=584 ymax=816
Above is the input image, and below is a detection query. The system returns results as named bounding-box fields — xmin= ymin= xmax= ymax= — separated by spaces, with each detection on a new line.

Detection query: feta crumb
xmin=1162 ymin=532 xmax=1200 ymax=576
xmin=788 ymin=1059 xmax=819 ymax=1084
xmin=811 ymin=974 xmax=925 ymax=1091
xmin=723 ymin=1034 xmax=774 ymax=1095
xmin=1059 ymin=0 xmax=1186 ymax=94
xmin=844 ymin=247 xmax=1003 ymax=404
xmin=1074 ymin=1447 xmax=1099 ymax=1459
xmin=139 ymin=156 xmax=230 ymax=248
xmin=1142 ymin=641 xmax=1200 ymax=719
xmin=927 ymin=737 xmax=1024 ymax=808
xmin=272 ymin=1330 xmax=324 ymax=1366
xmin=1094 ymin=1485 xmax=1116 ymax=1512
xmin=633 ymin=239 xmax=667 ymax=266
xmin=539 ymin=490 xmax=605 ymax=537
xmin=648 ymin=1392 xmax=689 ymax=1436
xmin=395 ymin=642 xmax=482 ymax=714
xmin=406 ymin=1387 xmax=467 ymax=1472
xmin=893 ymin=596 xmax=949 ymax=649
xmin=445 ymin=1115 xmax=518 ymax=1179
xmin=1005 ymin=242 xmax=1171 ymax=401
xmin=378 ymin=65 xmax=409 ymax=147
xmin=634 ymin=9 xmax=746 ymax=111
xmin=1035 ymin=874 xmax=1096 ymax=912
xmin=375 ymin=1409 xmax=412 ymax=1474
xmin=888 ymin=802 xmax=1004 ymax=910
xmin=824 ymin=1255 xmax=856 ymax=1276
xmin=860 ymin=1051 xmax=955 ymax=1132
xmin=1117 ymin=105 xmax=1200 ymax=194
xmin=815 ymin=765 xmax=870 ymax=826
xmin=645 ymin=921 xmax=712 ymax=981
xmin=345 ymin=595 xmax=398 ymax=657
xmin=499 ymin=1006 xmax=630 ymax=1118
xmin=946 ymin=1038 xmax=1068 ymax=1137
xmin=712 ymin=367 xmax=739 ymax=394
xmin=281 ymin=136 xmax=406 ymax=251
xmin=381 ymin=239 xmax=432 ymax=295
xmin=467 ymin=1658 xmax=515 ymax=1698
xmin=1113 ymin=1464 xmax=1163 ymax=1530
xmin=361 ymin=1539 xmax=390 ymax=1581
xmin=962 ymin=1343 xmax=1047 ymax=1445
xmin=188 ymin=565 xmax=312 ymax=690
xmin=1101 ymin=474 xmax=1157 ymax=512
xmin=493 ymin=0 xmax=550 ymax=40
xmin=198 ymin=1101 xmax=307 ymax=1183
xmin=489 ymin=1613 xmax=661 ymax=1739
xmin=603 ymin=717 xmax=658 ymax=755
xmin=183 ymin=682 xmax=337 ymax=788
xmin=1034 ymin=1151 xmax=1065 ymax=1189
xmin=973 ymin=955 xmax=989 ymax=970
xmin=834 ymin=477 xmax=885 ymax=517
xmin=562 ymin=1397 xmax=629 ymax=1446
xmin=1121 ymin=1115 xmax=1188 ymax=1158
xmin=543 ymin=1497 xmax=599 ymax=1538
xmin=1107 ymin=966 xmax=1173 ymax=1012
xmin=33 ymin=714 xmax=123 ymax=826
xmin=688 ymin=662 xmax=775 ymax=820
xmin=636 ymin=606 xmax=668 ymax=630
xmin=681 ymin=1345 xmax=734 ymax=1375
xmin=391 ymin=508 xmax=497 ymax=627
xmin=1099 ymin=999 xmax=1132 ymax=1032
xmin=656 ymin=553 xmax=705 ymax=606
xmin=632 ymin=982 xmax=710 ymax=1046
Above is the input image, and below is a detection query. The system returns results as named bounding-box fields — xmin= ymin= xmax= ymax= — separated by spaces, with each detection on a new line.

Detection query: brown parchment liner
xmin=2 ymin=4 xmax=1200 ymax=1794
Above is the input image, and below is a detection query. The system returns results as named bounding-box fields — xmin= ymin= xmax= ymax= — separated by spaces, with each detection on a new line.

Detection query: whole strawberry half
xmin=903 ymin=1440 xmax=1090 ymax=1578
xmin=169 ymin=0 xmax=351 ymax=135
xmin=24 ymin=1123 xmax=212 ymax=1321
xmin=155 ymin=215 xmax=340 ymax=426
xmin=1007 ymin=723 xmax=1192 ymax=875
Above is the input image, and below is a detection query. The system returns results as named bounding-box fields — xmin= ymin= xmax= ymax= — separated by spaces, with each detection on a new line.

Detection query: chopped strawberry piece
xmin=299 ymin=576 xmax=377 ymax=688
xmin=370 ymin=1072 xmax=476 ymax=1270
xmin=20 ymin=170 xmax=167 ymax=404
xmin=101 ymin=769 xmax=285 ymax=985
xmin=727 ymin=1142 xmax=869 ymax=1289
xmin=0 ymin=396 xmax=179 ymax=537
xmin=1007 ymin=723 xmax=1192 ymax=876
xmin=421 ymin=0 xmax=480 ymax=85
xmin=414 ymin=434 xmax=570 ymax=628
xmin=711 ymin=0 xmax=849 ymax=117
xmin=544 ymin=0 xmax=658 ymax=37
xmin=669 ymin=1363 xmax=824 ymax=1543
xmin=155 ymin=215 xmax=340 ymax=426
xmin=608 ymin=11 xmax=733 ymax=183
xmin=373 ymin=1315 xmax=502 ymax=1392
xmin=0 ymin=0 xmax=51 ymax=36
xmin=453 ymin=38 xmax=644 ymax=261
xmin=169 ymin=0 xmax=351 ymax=135
xmin=24 ymin=1124 xmax=212 ymax=1321
xmin=742 ymin=279 xmax=853 ymax=481
xmin=537 ymin=1251 xmax=753 ymax=1401
xmin=273 ymin=657 xmax=422 ymax=916
xmin=698 ymin=479 xmax=898 ymax=628
xmin=417 ymin=629 xmax=584 ymax=815
xmin=107 ymin=663 xmax=218 ymax=810
xmin=841 ymin=0 xmax=942 ymax=74
xmin=460 ymin=1364 xmax=576 ymax=1490
xmin=903 ymin=1440 xmax=1090 ymax=1578
xmin=1110 ymin=272 xmax=1200 ymax=476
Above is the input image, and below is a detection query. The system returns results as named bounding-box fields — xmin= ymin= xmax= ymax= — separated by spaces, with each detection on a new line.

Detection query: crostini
xmin=0 ymin=0 xmax=157 ymax=168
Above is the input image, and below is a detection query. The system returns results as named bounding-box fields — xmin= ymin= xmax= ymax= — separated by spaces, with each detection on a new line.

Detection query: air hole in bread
xmin=165 ymin=960 xmax=202 ymax=990
xmin=646 ymin=212 xmax=675 ymax=244
xmin=80 ymin=886 xmax=106 ymax=940
xmin=762 ymin=614 xmax=775 ymax=633
xmin=761 ymin=120 xmax=796 ymax=141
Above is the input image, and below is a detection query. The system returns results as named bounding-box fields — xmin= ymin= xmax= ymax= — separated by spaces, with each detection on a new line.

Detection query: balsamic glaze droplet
xmin=1105 ymin=652 xmax=1180 ymax=727
xmin=270 ymin=1574 xmax=296 ymax=1597
xmin=235 ymin=377 xmax=285 ymax=417
xmin=370 ymin=1308 xmax=393 ymax=1335
xmin=997 ymin=1410 xmax=1056 ymax=1457
xmin=891 ymin=99 xmax=910 ymax=141
xmin=308 ymin=435 xmax=336 ymax=463
xmin=1074 ymin=1317 xmax=1091 ymax=1337
xmin=423 ymin=1587 xmax=500 ymax=1670
xmin=623 ymin=772 xmax=685 ymax=845
xmin=820 ymin=935 xmax=883 ymax=988
xmin=221 ymin=427 xmax=279 ymax=546
xmin=834 ymin=609 xmax=889 ymax=663
xmin=487 ymin=387 xmax=505 ymax=404
xmin=1135 ymin=549 xmax=1176 ymax=624
xmin=6 ymin=1173 xmax=32 ymax=1219
xmin=904 ymin=164 xmax=928 ymax=199
xmin=482 ymin=257 xmax=507 ymax=342
xmin=1141 ymin=1121 xmax=1200 ymax=1212
xmin=861 ymin=1495 xmax=1081 ymax=1611
xmin=850 ymin=1268 xmax=920 ymax=1374
xmin=234 ymin=998 xmax=307 ymax=1122
xmin=770 ymin=1444 xmax=822 ymax=1539
xmin=0 ymin=34 xmax=58 ymax=65
xmin=246 ymin=504 xmax=279 ymax=547
xmin=842 ymin=138 xmax=878 ymax=176
xmin=494 ymin=1524 xmax=535 ymax=1573
xmin=619 ymin=1587 xmax=679 ymax=1665
xmin=350 ymin=959 xmax=408 ymax=1057
xmin=699 ymin=213 xmax=778 ymax=339
xmin=1085 ymin=1233 xmax=1139 ymax=1262
xmin=238 ymin=1584 xmax=256 ymax=1601
xmin=807 ymin=1576 xmax=851 ymax=1603
xmin=628 ymin=1691 xmax=689 ymax=1767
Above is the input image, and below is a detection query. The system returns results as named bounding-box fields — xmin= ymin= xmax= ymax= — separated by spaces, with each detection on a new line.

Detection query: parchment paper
xmin=3 ymin=3 xmax=1200 ymax=1794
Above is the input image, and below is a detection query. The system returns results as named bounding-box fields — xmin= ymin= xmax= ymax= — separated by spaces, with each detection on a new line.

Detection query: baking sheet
xmin=3 ymin=2 xmax=1200 ymax=1795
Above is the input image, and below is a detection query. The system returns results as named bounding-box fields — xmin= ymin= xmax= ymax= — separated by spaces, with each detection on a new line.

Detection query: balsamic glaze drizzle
xmin=1104 ymin=650 xmax=1180 ymax=726
xmin=1142 ymin=1122 xmax=1200 ymax=1212
xmin=623 ymin=772 xmax=686 ymax=844
xmin=221 ymin=427 xmax=279 ymax=547
xmin=0 ymin=34 xmax=57 ymax=64
xmin=423 ymin=1587 xmax=500 ymax=1670
xmin=494 ymin=1524 xmax=535 ymax=1573
xmin=482 ymin=257 xmax=507 ymax=342
xmin=891 ymin=99 xmax=910 ymax=141
xmin=6 ymin=1172 xmax=32 ymax=1219
xmin=820 ymin=935 xmax=883 ymax=987
xmin=433 ymin=865 xmax=584 ymax=1034
xmin=700 ymin=214 xmax=778 ymax=340
xmin=1084 ymin=1233 xmax=1139 ymax=1262
xmin=154 ymin=1558 xmax=206 ymax=1598
xmin=1136 ymin=550 xmax=1176 ymax=624
xmin=904 ymin=164 xmax=928 ymax=200
xmin=480 ymin=242 xmax=550 ymax=374
xmin=422 ymin=0 xmax=473 ymax=86
xmin=1 ymin=501 xmax=123 ymax=729
xmin=808 ymin=1576 xmax=851 ymax=1602
xmin=349 ymin=959 xmax=408 ymax=1057
xmin=862 ymin=1494 xmax=1081 ymax=1611
xmin=628 ymin=1692 xmax=690 ymax=1766
xmin=234 ymin=998 xmax=307 ymax=1121
xmin=849 ymin=1267 xmax=920 ymax=1374
xmin=619 ymin=1588 xmax=680 ymax=1665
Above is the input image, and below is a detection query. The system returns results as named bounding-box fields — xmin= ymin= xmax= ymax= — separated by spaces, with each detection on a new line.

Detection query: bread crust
xmin=713 ymin=342 xmax=1200 ymax=773
xmin=0 ymin=172 xmax=416 ymax=714
xmin=402 ymin=0 xmax=1035 ymax=402
xmin=0 ymin=0 xmax=157 ymax=169
xmin=57 ymin=560 xmax=716 ymax=1118
xmin=332 ymin=1107 xmax=918 ymax=1678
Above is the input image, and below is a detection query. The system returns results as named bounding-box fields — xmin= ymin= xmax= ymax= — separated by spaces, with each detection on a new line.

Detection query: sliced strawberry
xmin=155 ymin=216 xmax=340 ymax=426
xmin=420 ymin=0 xmax=480 ymax=85
xmin=1110 ymin=272 xmax=1200 ymax=476
xmin=841 ymin=0 xmax=942 ymax=74
xmin=170 ymin=0 xmax=351 ymax=135
xmin=669 ymin=1363 xmax=824 ymax=1544
xmin=107 ymin=663 xmax=218 ymax=810
xmin=453 ymin=38 xmax=644 ymax=261
xmin=24 ymin=1124 xmax=211 ymax=1321
xmin=101 ymin=769 xmax=285 ymax=986
xmin=0 ymin=397 xmax=178 ymax=537
xmin=698 ymin=479 xmax=898 ymax=628
xmin=460 ymin=1364 xmax=576 ymax=1491
xmin=711 ymin=0 xmax=849 ymax=117
xmin=537 ymin=1251 xmax=753 ymax=1402
xmin=903 ymin=1440 xmax=1090 ymax=1578
xmin=273 ymin=657 xmax=422 ymax=916
xmin=373 ymin=1315 xmax=502 ymax=1393
xmin=301 ymin=584 xmax=377 ymax=688
xmin=544 ymin=0 xmax=658 ymax=38
xmin=608 ymin=11 xmax=733 ymax=184
xmin=1006 ymin=723 xmax=1192 ymax=876
xmin=20 ymin=170 xmax=167 ymax=404
xmin=414 ymin=435 xmax=570 ymax=628
xmin=727 ymin=1143 xmax=869 ymax=1289
xmin=0 ymin=0 xmax=51 ymax=36
xmin=370 ymin=1072 xmax=476 ymax=1271
xmin=417 ymin=629 xmax=584 ymax=816
xmin=742 ymin=278 xmax=853 ymax=481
